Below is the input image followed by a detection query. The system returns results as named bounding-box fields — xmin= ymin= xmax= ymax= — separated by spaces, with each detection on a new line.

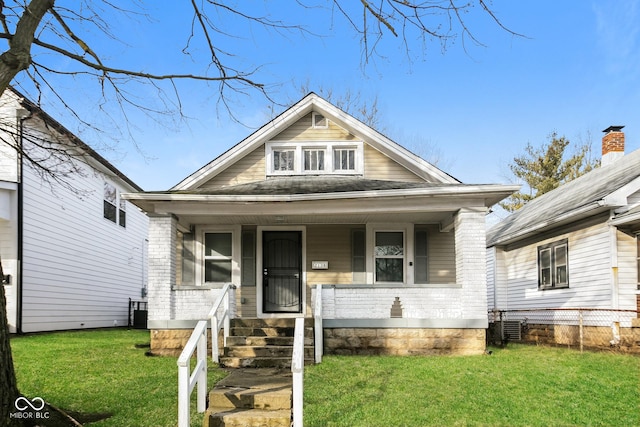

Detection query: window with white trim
xmin=103 ymin=182 xmax=126 ymax=228
xmin=204 ymin=232 xmax=233 ymax=283
xmin=266 ymin=141 xmax=363 ymax=175
xmin=312 ymin=112 xmax=328 ymax=128
xmin=334 ymin=148 xmax=356 ymax=171
xmin=374 ymin=231 xmax=404 ymax=283
xmin=538 ymin=239 xmax=568 ymax=290
xmin=304 ymin=148 xmax=325 ymax=171
xmin=273 ymin=149 xmax=295 ymax=172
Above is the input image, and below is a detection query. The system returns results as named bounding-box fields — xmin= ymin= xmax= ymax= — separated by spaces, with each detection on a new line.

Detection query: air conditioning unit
xmin=502 ymin=321 xmax=522 ymax=341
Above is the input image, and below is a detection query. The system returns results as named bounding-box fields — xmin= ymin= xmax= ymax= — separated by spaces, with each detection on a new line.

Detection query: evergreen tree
xmin=500 ymin=132 xmax=599 ymax=212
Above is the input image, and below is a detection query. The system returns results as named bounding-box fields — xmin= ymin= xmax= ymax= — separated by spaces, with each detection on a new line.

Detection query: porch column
xmin=147 ymin=213 xmax=177 ymax=324
xmin=454 ymin=207 xmax=489 ymax=324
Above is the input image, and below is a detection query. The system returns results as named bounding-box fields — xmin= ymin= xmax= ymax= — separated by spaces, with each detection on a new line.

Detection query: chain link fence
xmin=488 ymin=308 xmax=640 ymax=353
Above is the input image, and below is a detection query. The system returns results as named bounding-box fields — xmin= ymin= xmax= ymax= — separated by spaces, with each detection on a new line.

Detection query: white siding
xmin=0 ymin=94 xmax=20 ymax=182
xmin=616 ymin=230 xmax=637 ymax=311
xmin=497 ymin=222 xmax=613 ymax=310
xmin=0 ymin=185 xmax=18 ymax=332
xmin=486 ymin=247 xmax=495 ymax=310
xmin=18 ymin=128 xmax=148 ymax=332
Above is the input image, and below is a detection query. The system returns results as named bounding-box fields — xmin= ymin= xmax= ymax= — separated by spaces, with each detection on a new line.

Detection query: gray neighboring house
xmin=487 ymin=126 xmax=640 ymax=349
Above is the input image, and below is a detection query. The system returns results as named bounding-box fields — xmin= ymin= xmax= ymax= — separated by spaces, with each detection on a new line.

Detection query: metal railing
xmin=313 ymin=284 xmax=323 ymax=363
xmin=177 ymin=320 xmax=208 ymax=427
xmin=489 ymin=308 xmax=640 ymax=353
xmin=291 ymin=317 xmax=305 ymax=427
xmin=208 ymin=283 xmax=235 ymax=362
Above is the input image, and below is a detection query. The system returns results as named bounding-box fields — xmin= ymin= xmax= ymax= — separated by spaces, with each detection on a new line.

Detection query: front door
xmin=262 ymin=231 xmax=302 ymax=313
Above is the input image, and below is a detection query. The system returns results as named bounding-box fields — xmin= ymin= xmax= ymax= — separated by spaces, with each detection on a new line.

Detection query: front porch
xmin=146 ymin=206 xmax=492 ymax=357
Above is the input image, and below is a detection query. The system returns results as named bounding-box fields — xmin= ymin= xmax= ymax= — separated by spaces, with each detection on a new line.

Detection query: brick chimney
xmin=601 ymin=125 xmax=625 ymax=166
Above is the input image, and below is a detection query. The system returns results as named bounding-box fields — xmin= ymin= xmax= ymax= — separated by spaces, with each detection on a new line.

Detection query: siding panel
xmin=200 ymin=145 xmax=265 ymax=189
xmin=364 ymin=144 xmax=424 ymax=182
xmin=19 ymin=133 xmax=148 ymax=332
xmin=271 ymin=113 xmax=356 ymax=141
xmin=498 ymin=222 xmax=613 ymax=310
xmin=306 ymin=225 xmax=353 ymax=286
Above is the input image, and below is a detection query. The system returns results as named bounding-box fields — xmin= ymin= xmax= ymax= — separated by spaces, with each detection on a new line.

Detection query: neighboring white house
xmin=0 ymin=87 xmax=148 ymax=333
xmin=124 ymin=93 xmax=518 ymax=356
xmin=486 ymin=126 xmax=640 ymax=350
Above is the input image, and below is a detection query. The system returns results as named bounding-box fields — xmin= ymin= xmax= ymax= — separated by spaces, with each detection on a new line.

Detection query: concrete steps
xmin=204 ymin=368 xmax=293 ymax=427
xmin=205 ymin=318 xmax=314 ymax=426
xmin=219 ymin=318 xmax=314 ymax=369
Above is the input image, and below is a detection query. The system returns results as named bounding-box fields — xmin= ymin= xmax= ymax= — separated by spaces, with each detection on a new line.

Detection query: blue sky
xmin=15 ymin=1 xmax=640 ymax=191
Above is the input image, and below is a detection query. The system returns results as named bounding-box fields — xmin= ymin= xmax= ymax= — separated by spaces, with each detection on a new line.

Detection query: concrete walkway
xmin=204 ymin=368 xmax=293 ymax=427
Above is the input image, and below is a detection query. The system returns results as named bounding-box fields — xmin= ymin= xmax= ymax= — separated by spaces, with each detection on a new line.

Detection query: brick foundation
xmin=323 ymin=328 xmax=486 ymax=356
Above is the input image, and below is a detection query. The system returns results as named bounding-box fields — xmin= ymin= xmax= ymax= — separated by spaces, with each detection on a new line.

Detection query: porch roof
xmin=170 ymin=177 xmax=486 ymax=195
xmin=125 ymin=178 xmax=516 ymax=205
xmin=123 ymin=178 xmax=518 ymax=228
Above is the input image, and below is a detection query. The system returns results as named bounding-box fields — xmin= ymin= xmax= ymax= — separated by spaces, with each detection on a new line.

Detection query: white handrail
xmin=208 ymin=283 xmax=234 ymax=362
xmin=313 ymin=284 xmax=323 ymax=363
xmin=291 ymin=316 xmax=305 ymax=427
xmin=177 ymin=320 xmax=208 ymax=427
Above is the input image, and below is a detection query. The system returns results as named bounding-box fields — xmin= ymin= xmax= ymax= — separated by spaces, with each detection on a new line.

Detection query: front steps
xmin=219 ymin=318 xmax=315 ymax=369
xmin=204 ymin=368 xmax=293 ymax=427
xmin=204 ymin=318 xmax=315 ymax=427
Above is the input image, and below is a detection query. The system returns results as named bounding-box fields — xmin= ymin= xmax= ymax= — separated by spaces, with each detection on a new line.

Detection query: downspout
xmin=15 ymin=107 xmax=30 ymax=334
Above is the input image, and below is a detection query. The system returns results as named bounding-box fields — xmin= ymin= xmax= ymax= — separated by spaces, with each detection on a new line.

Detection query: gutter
xmin=610 ymin=210 xmax=640 ymax=227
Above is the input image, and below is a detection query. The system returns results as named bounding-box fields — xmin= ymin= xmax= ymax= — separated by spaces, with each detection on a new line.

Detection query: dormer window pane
xmin=334 ymin=148 xmax=355 ymax=171
xmin=274 ymin=150 xmax=295 ymax=171
xmin=304 ymin=149 xmax=325 ymax=171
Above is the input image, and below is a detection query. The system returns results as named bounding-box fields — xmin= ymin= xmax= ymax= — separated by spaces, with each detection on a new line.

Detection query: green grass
xmin=10 ymin=329 xmax=227 ymax=427
xmin=304 ymin=345 xmax=640 ymax=427
xmin=11 ymin=331 xmax=640 ymax=427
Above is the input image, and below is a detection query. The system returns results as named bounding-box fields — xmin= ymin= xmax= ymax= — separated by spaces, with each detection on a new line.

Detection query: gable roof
xmin=171 ymin=92 xmax=459 ymax=190
xmin=487 ymin=148 xmax=640 ymax=247
xmin=6 ymin=86 xmax=143 ymax=192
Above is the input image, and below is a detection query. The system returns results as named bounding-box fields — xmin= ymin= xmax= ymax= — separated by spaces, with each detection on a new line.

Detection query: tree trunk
xmin=0 ymin=260 xmax=21 ymax=426
xmin=0 ymin=0 xmax=55 ymax=95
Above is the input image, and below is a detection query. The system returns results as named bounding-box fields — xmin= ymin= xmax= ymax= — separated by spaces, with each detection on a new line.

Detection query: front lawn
xmin=11 ymin=330 xmax=639 ymax=427
xmin=304 ymin=345 xmax=640 ymax=427
xmin=10 ymin=329 xmax=226 ymax=427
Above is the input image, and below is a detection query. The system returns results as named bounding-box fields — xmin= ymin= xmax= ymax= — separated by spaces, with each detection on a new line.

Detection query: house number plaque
xmin=311 ymin=261 xmax=329 ymax=270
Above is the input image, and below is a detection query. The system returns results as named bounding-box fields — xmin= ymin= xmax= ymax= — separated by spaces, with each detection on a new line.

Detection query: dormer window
xmin=266 ymin=141 xmax=363 ymax=176
xmin=304 ymin=148 xmax=325 ymax=171
xmin=312 ymin=112 xmax=328 ymax=129
xmin=273 ymin=149 xmax=295 ymax=171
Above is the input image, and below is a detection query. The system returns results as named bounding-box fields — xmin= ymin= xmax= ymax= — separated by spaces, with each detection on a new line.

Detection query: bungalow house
xmin=124 ymin=93 xmax=517 ymax=356
xmin=486 ymin=126 xmax=640 ymax=350
xmin=0 ymin=87 xmax=148 ymax=333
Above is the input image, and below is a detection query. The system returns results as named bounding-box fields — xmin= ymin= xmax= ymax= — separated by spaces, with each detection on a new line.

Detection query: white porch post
xmin=148 ymin=214 xmax=177 ymax=324
xmin=454 ymin=207 xmax=489 ymax=323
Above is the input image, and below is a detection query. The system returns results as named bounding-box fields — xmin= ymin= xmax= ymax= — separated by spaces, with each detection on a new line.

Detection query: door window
xmin=375 ymin=231 xmax=404 ymax=283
